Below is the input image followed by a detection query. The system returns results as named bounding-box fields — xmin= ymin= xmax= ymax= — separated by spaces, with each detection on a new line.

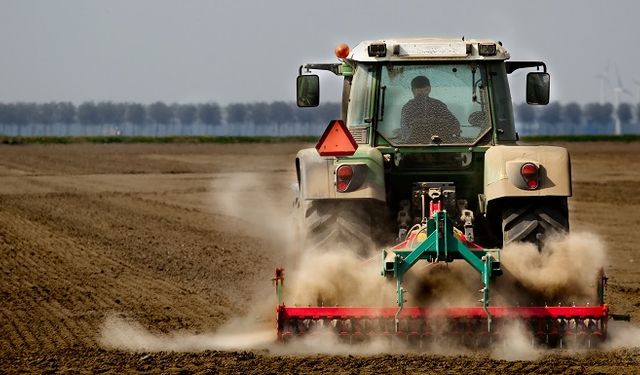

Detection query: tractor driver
xmin=400 ymin=75 xmax=461 ymax=144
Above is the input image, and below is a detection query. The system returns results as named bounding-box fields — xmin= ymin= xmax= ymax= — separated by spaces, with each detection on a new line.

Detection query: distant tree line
xmin=0 ymin=101 xmax=340 ymax=126
xmin=1 ymin=100 xmax=639 ymax=136
xmin=515 ymin=101 xmax=640 ymax=135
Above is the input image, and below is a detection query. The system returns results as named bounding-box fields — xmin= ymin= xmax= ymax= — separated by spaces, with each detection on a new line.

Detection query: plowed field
xmin=1 ymin=142 xmax=639 ymax=374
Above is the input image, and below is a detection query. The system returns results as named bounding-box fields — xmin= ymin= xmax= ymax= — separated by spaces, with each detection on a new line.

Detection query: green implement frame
xmin=381 ymin=211 xmax=502 ymax=330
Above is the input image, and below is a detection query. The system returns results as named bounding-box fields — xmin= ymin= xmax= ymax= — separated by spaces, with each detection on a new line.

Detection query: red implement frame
xmin=277 ymin=305 xmax=609 ymax=320
xmin=276 ymin=304 xmax=609 ymax=346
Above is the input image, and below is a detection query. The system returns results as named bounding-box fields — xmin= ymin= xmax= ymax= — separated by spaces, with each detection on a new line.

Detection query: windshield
xmin=377 ymin=63 xmax=491 ymax=145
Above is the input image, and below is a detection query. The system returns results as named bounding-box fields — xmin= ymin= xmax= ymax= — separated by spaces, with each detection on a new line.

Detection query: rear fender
xmin=484 ymin=145 xmax=571 ymax=207
xmin=296 ymin=145 xmax=385 ymax=202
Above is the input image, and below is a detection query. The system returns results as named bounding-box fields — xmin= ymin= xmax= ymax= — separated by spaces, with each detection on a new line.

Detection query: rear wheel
xmin=297 ymin=199 xmax=389 ymax=256
xmin=501 ymin=197 xmax=569 ymax=249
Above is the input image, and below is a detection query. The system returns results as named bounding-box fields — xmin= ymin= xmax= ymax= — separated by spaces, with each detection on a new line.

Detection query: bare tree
xmin=55 ymin=102 xmax=76 ymax=124
xmin=147 ymin=102 xmax=173 ymax=124
xmin=97 ymin=102 xmax=126 ymax=125
xmin=539 ymin=102 xmax=561 ymax=124
xmin=78 ymin=102 xmax=99 ymax=125
xmin=177 ymin=104 xmax=197 ymax=125
xmin=515 ymin=103 xmax=535 ymax=123
xmin=35 ymin=102 xmax=56 ymax=125
xmin=269 ymin=101 xmax=294 ymax=124
xmin=248 ymin=102 xmax=270 ymax=125
xmin=584 ymin=103 xmax=613 ymax=124
xmin=226 ymin=103 xmax=247 ymax=124
xmin=562 ymin=102 xmax=582 ymax=124
xmin=197 ymin=103 xmax=221 ymax=125
xmin=124 ymin=103 xmax=146 ymax=125
xmin=617 ymin=103 xmax=632 ymax=124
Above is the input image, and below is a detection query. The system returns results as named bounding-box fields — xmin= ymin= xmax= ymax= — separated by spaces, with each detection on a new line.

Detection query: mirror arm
xmin=299 ymin=63 xmax=342 ymax=76
xmin=505 ymin=61 xmax=547 ymax=74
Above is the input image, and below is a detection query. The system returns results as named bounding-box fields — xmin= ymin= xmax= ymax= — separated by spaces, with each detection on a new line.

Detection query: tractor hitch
xmin=382 ymin=209 xmax=501 ymax=331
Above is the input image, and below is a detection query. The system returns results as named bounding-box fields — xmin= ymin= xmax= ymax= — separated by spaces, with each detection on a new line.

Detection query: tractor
xmin=275 ymin=37 xmax=615 ymax=347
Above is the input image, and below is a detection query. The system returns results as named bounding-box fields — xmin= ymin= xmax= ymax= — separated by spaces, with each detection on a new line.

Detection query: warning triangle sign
xmin=315 ymin=120 xmax=358 ymax=157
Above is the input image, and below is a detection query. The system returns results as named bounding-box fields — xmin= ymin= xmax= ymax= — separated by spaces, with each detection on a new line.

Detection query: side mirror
xmin=297 ymin=75 xmax=320 ymax=107
xmin=526 ymin=72 xmax=550 ymax=105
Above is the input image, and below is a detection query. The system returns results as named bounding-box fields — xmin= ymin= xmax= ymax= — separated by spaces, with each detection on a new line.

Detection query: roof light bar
xmin=368 ymin=43 xmax=387 ymax=57
xmin=478 ymin=43 xmax=497 ymax=56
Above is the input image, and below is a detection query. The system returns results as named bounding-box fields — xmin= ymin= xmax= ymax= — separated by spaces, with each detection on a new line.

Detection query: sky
xmin=0 ymin=0 xmax=637 ymax=105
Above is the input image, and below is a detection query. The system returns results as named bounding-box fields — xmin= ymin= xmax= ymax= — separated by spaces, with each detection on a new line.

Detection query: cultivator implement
xmin=275 ymin=189 xmax=618 ymax=348
xmin=275 ymin=305 xmax=609 ymax=348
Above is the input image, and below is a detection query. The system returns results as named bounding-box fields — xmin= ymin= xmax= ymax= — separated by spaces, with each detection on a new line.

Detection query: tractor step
xmin=277 ymin=305 xmax=609 ymax=348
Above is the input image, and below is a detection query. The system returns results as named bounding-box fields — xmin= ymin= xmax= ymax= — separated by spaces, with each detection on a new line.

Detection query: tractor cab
xmin=298 ymin=38 xmax=549 ymax=150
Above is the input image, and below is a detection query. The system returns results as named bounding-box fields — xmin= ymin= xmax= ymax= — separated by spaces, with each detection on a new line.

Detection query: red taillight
xmin=521 ymin=163 xmax=539 ymax=189
xmin=337 ymin=165 xmax=353 ymax=180
xmin=336 ymin=165 xmax=353 ymax=192
xmin=521 ymin=163 xmax=537 ymax=176
xmin=337 ymin=181 xmax=349 ymax=191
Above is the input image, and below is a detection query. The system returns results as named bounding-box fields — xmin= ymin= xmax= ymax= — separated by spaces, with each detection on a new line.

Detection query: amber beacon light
xmin=335 ymin=43 xmax=350 ymax=59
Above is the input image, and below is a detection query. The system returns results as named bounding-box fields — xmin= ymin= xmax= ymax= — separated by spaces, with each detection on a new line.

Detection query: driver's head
xmin=411 ymin=75 xmax=431 ymax=97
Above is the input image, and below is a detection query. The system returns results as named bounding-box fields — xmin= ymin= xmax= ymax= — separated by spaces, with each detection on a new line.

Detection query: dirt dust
xmin=1 ymin=142 xmax=640 ymax=373
xmin=284 ymin=248 xmax=395 ymax=307
xmin=491 ymin=320 xmax=541 ymax=361
xmin=99 ymin=314 xmax=274 ymax=352
xmin=497 ymin=231 xmax=607 ymax=305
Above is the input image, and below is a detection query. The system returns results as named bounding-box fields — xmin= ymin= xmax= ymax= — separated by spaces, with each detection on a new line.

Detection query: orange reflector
xmin=315 ymin=120 xmax=358 ymax=157
xmin=335 ymin=43 xmax=350 ymax=59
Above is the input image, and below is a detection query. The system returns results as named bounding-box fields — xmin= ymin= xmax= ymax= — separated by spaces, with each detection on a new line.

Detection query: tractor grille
xmin=349 ymin=127 xmax=369 ymax=144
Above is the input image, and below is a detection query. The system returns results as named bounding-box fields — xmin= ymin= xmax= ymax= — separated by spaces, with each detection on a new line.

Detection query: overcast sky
xmin=0 ymin=0 xmax=636 ymax=105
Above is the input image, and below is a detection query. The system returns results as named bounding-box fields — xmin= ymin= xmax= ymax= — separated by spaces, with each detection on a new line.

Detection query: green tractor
xmin=275 ymin=38 xmax=612 ymax=346
xmin=294 ymin=38 xmax=570 ymax=255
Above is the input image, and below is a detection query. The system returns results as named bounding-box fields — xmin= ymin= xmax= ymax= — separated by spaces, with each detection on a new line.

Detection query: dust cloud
xmin=404 ymin=262 xmax=481 ymax=307
xmin=270 ymin=327 xmax=408 ymax=355
xmin=284 ymin=248 xmax=395 ymax=307
xmin=491 ymin=320 xmax=541 ymax=361
xmin=99 ymin=314 xmax=274 ymax=352
xmin=99 ymin=314 xmax=411 ymax=355
xmin=605 ymin=321 xmax=640 ymax=348
xmin=99 ymin=173 xmax=299 ymax=353
xmin=208 ymin=172 xmax=298 ymax=256
xmin=98 ymin=172 xmax=637 ymax=355
xmin=498 ymin=231 xmax=607 ymax=305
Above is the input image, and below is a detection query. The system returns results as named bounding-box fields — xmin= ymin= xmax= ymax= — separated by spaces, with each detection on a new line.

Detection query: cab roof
xmin=348 ymin=37 xmax=510 ymax=62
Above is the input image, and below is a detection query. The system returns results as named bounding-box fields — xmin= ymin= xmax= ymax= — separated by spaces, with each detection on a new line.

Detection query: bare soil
xmin=1 ymin=142 xmax=639 ymax=374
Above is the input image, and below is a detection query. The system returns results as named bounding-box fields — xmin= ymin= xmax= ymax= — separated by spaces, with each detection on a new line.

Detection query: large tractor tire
xmin=297 ymin=199 xmax=388 ymax=256
xmin=501 ymin=197 xmax=569 ymax=249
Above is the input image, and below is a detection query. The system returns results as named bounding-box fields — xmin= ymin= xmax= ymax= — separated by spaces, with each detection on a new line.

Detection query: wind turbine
xmin=595 ymin=73 xmax=611 ymax=104
xmin=595 ymin=60 xmax=612 ymax=104
xmin=633 ymin=79 xmax=640 ymax=103
xmin=612 ymin=65 xmax=632 ymax=135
